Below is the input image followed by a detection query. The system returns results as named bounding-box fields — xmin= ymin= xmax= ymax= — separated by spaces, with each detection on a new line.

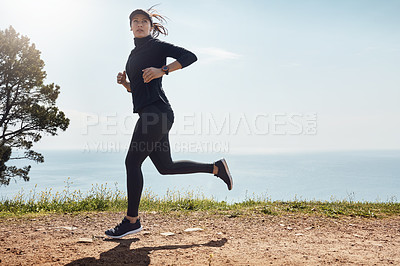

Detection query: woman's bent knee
xmin=156 ymin=164 xmax=175 ymax=175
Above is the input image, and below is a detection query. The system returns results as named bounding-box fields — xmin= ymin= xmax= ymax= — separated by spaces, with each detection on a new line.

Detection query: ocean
xmin=1 ymin=150 xmax=399 ymax=203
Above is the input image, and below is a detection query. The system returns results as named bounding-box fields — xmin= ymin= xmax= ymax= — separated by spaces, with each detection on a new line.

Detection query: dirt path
xmin=0 ymin=212 xmax=399 ymax=265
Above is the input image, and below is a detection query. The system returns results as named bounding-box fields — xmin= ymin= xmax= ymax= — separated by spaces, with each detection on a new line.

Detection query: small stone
xmin=295 ymin=233 xmax=304 ymax=236
xmin=58 ymin=226 xmax=77 ymax=231
xmin=286 ymin=227 xmax=293 ymax=230
xmin=217 ymin=232 xmax=223 ymax=235
xmin=279 ymin=224 xmax=285 ymax=227
xmin=160 ymin=232 xmax=175 ymax=236
xmin=78 ymin=238 xmax=93 ymax=243
xmin=353 ymin=234 xmax=362 ymax=238
xmin=142 ymin=231 xmax=151 ymax=235
xmin=305 ymin=226 xmax=314 ymax=230
xmin=184 ymin=228 xmax=203 ymax=232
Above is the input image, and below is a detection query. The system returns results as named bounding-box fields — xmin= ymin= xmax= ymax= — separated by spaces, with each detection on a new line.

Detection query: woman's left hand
xmin=142 ymin=67 xmax=164 ymax=83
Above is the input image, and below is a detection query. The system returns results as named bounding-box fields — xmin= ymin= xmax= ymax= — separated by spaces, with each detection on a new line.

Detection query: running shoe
xmin=214 ymin=158 xmax=233 ymax=190
xmin=105 ymin=217 xmax=143 ymax=239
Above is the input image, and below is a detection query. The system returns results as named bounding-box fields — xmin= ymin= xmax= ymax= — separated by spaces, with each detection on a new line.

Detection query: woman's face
xmin=131 ymin=14 xmax=152 ymax=38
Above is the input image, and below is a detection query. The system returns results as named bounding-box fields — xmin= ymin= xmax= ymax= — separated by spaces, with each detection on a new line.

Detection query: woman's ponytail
xmin=147 ymin=5 xmax=168 ymax=38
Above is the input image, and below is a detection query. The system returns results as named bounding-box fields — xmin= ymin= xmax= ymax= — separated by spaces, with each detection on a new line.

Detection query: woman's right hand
xmin=117 ymin=71 xmax=131 ymax=92
xmin=117 ymin=71 xmax=127 ymax=85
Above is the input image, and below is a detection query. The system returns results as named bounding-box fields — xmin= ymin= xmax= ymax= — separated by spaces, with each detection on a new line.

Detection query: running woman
xmin=105 ymin=7 xmax=233 ymax=239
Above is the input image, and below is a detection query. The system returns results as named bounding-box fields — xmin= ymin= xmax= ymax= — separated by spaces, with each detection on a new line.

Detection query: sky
xmin=1 ymin=0 xmax=400 ymax=154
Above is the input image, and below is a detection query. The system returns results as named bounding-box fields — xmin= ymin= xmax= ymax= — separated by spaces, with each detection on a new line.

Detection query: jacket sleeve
xmin=158 ymin=40 xmax=197 ymax=68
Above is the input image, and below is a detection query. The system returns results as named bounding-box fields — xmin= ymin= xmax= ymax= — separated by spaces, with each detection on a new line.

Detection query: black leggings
xmin=125 ymin=100 xmax=214 ymax=217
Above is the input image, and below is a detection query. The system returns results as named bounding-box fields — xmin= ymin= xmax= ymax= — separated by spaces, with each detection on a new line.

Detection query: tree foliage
xmin=0 ymin=26 xmax=70 ymax=185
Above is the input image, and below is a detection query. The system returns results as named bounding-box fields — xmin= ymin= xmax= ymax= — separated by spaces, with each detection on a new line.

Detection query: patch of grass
xmin=0 ymin=178 xmax=129 ymax=216
xmin=1 ymin=182 xmax=399 ymax=218
xmin=260 ymin=206 xmax=279 ymax=216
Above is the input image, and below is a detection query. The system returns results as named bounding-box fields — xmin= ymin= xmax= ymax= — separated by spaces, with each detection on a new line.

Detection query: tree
xmin=0 ymin=26 xmax=70 ymax=186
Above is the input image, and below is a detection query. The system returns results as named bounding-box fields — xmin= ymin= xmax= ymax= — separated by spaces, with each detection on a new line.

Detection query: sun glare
xmin=3 ymin=0 xmax=89 ymax=31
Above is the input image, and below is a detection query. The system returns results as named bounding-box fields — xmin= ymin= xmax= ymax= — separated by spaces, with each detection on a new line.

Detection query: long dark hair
xmin=148 ymin=5 xmax=168 ymax=38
